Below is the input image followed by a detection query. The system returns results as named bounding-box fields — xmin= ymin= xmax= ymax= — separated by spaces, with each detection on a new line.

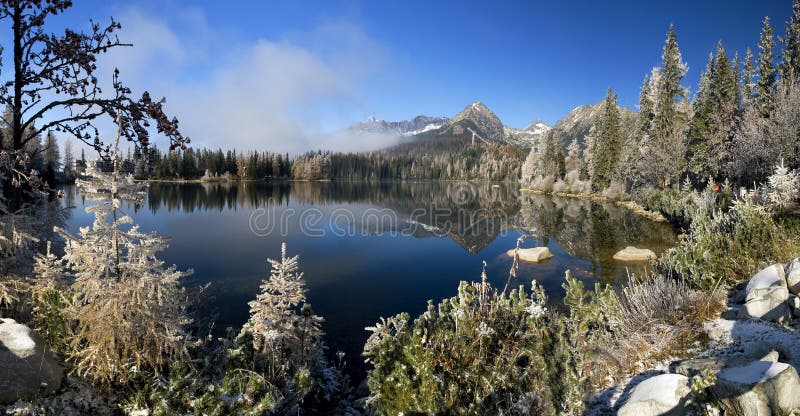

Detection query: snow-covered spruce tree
xmin=781 ymin=0 xmax=800 ymax=82
xmin=757 ymin=17 xmax=778 ymax=118
xmin=53 ymin=122 xmax=190 ymax=385
xmin=742 ymin=48 xmax=757 ymax=109
xmin=766 ymin=159 xmax=800 ymax=214
xmin=642 ymin=25 xmax=688 ymax=189
xmin=590 ymin=87 xmax=623 ymax=191
xmin=241 ymin=243 xmax=348 ymax=412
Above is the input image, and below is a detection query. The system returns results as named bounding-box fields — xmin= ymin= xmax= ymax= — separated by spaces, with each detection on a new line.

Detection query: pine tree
xmin=688 ymin=42 xmax=738 ymax=178
xmin=733 ymin=51 xmax=742 ymax=111
xmin=619 ymin=75 xmax=652 ymax=188
xmin=591 ymin=88 xmax=623 ymax=191
xmin=781 ymin=0 xmax=800 ymax=82
xmin=565 ymin=137 xmax=581 ymax=172
xmin=62 ymin=139 xmax=74 ymax=179
xmin=54 ymin=121 xmax=189 ymax=384
xmin=520 ymin=147 xmax=538 ymax=186
xmin=686 ymin=53 xmax=715 ymax=167
xmin=42 ymin=131 xmax=60 ymax=183
xmin=757 ymin=17 xmax=778 ymax=117
xmin=645 ymin=25 xmax=688 ymax=189
xmin=247 ymin=243 xmax=324 ymax=372
xmin=742 ymin=48 xmax=757 ymax=109
xmin=540 ymin=130 xmax=561 ymax=179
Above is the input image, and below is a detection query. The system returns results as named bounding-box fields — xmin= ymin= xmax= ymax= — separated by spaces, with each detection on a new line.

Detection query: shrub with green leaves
xmin=657 ymin=197 xmax=797 ymax=290
xmin=363 ymin=277 xmax=583 ymax=416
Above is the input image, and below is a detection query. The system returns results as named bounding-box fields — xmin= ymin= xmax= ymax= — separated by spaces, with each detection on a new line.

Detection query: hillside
xmin=551 ymin=101 xmax=637 ymax=150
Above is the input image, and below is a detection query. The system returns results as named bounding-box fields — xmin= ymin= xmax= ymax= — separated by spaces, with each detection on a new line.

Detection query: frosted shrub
xmin=364 ymin=274 xmax=584 ymax=416
xmin=765 ymin=159 xmax=799 ymax=214
xmin=657 ymin=197 xmax=796 ymax=290
xmin=563 ymin=273 xmax=723 ymax=389
xmin=553 ymin=179 xmax=568 ymax=193
xmin=44 ymin=124 xmax=191 ymax=385
xmin=531 ymin=174 xmax=555 ymax=193
xmin=124 ymin=243 xmax=354 ymax=415
xmin=600 ymin=181 xmax=627 ymax=200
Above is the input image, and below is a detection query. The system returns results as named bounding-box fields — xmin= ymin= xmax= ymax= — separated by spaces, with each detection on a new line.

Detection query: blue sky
xmin=34 ymin=0 xmax=795 ymax=152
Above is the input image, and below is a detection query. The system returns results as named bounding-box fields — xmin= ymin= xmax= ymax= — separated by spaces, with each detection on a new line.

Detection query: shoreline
xmin=520 ymin=187 xmax=668 ymax=222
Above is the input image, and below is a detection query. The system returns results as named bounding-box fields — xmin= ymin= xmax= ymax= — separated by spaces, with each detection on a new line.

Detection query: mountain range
xmin=342 ymin=99 xmax=636 ymax=155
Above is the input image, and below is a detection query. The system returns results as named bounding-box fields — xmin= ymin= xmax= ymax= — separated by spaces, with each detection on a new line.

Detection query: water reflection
xmin=143 ymin=181 xmax=676 ymax=281
xmin=64 ymin=181 xmax=677 ymax=379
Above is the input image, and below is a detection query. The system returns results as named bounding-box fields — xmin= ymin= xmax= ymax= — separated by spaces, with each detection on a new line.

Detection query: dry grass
xmin=585 ymin=274 xmax=726 ymax=389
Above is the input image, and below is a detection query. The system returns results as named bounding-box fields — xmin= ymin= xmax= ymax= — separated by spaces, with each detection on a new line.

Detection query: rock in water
xmin=742 ymin=264 xmax=791 ymax=322
xmin=506 ymin=247 xmax=553 ymax=263
xmin=0 ymin=318 xmax=63 ymax=402
xmin=617 ymin=373 xmax=690 ymax=416
xmin=786 ymin=258 xmax=800 ymax=295
xmin=711 ymin=360 xmax=800 ymax=416
xmin=612 ymin=246 xmax=657 ymax=262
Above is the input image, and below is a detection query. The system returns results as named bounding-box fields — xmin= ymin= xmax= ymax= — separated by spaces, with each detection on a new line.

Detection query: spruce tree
xmin=620 ymin=75 xmax=653 ymax=188
xmin=781 ymin=0 xmax=800 ymax=82
xmin=686 ymin=53 xmax=714 ymax=167
xmin=757 ymin=17 xmax=777 ymax=117
xmin=742 ymin=48 xmax=757 ymax=109
xmin=644 ymin=25 xmax=688 ymax=189
xmin=591 ymin=88 xmax=623 ymax=191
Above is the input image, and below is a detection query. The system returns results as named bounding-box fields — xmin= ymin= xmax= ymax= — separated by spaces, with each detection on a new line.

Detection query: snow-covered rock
xmin=0 ymin=318 xmax=63 ymax=402
xmin=786 ymin=258 xmax=800 ymax=295
xmin=742 ymin=264 xmax=792 ymax=322
xmin=506 ymin=247 xmax=553 ymax=263
xmin=712 ymin=360 xmax=800 ymax=416
xmin=617 ymin=373 xmax=690 ymax=416
xmin=612 ymin=246 xmax=656 ymax=262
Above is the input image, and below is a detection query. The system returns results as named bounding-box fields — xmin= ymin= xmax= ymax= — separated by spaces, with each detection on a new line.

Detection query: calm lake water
xmin=61 ymin=181 xmax=677 ymax=379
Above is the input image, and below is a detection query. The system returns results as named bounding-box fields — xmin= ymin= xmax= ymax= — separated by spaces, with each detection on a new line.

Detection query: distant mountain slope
xmin=551 ymin=102 xmax=637 ymax=150
xmin=448 ymin=101 xmax=506 ymax=143
xmin=347 ymin=115 xmax=450 ymax=137
xmin=504 ymin=120 xmax=551 ymax=148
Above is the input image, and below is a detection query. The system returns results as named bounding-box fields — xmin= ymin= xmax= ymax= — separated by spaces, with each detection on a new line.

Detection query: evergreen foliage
xmin=642 ymin=25 xmax=688 ymax=189
xmin=756 ymin=17 xmax=778 ymax=117
xmin=590 ymin=88 xmax=623 ymax=191
xmin=363 ymin=275 xmax=583 ymax=416
xmin=780 ymin=0 xmax=800 ymax=82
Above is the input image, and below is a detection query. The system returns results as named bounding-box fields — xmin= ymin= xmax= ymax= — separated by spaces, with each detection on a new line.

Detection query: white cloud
xmin=96 ymin=7 xmax=397 ymax=154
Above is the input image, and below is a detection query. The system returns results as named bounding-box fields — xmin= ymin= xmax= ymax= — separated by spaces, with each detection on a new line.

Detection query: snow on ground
xmin=703 ymin=318 xmax=800 ymax=369
xmin=584 ymin=317 xmax=800 ymax=415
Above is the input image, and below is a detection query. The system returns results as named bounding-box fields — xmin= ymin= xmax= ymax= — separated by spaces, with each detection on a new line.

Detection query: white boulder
xmin=506 ymin=247 xmax=553 ymax=263
xmin=612 ymin=246 xmax=657 ymax=262
xmin=617 ymin=373 xmax=690 ymax=416
xmin=0 ymin=318 xmax=63 ymax=403
xmin=712 ymin=360 xmax=800 ymax=416
xmin=743 ymin=264 xmax=792 ymax=322
xmin=786 ymin=258 xmax=800 ymax=296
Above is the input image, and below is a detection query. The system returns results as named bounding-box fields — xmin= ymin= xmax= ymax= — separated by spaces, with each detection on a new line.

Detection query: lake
xmin=61 ymin=181 xmax=677 ymax=379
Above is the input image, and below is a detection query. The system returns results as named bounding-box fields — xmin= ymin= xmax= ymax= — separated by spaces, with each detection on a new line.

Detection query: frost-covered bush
xmin=657 ymin=197 xmax=797 ymax=290
xmin=41 ymin=127 xmax=192 ymax=385
xmin=563 ymin=273 xmax=723 ymax=390
xmin=765 ymin=159 xmax=799 ymax=214
xmin=530 ymin=174 xmax=555 ymax=193
xmin=600 ymin=181 xmax=627 ymax=200
xmin=363 ymin=276 xmax=583 ymax=416
xmin=637 ymin=178 xmax=732 ymax=229
xmin=122 ymin=244 xmax=356 ymax=415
